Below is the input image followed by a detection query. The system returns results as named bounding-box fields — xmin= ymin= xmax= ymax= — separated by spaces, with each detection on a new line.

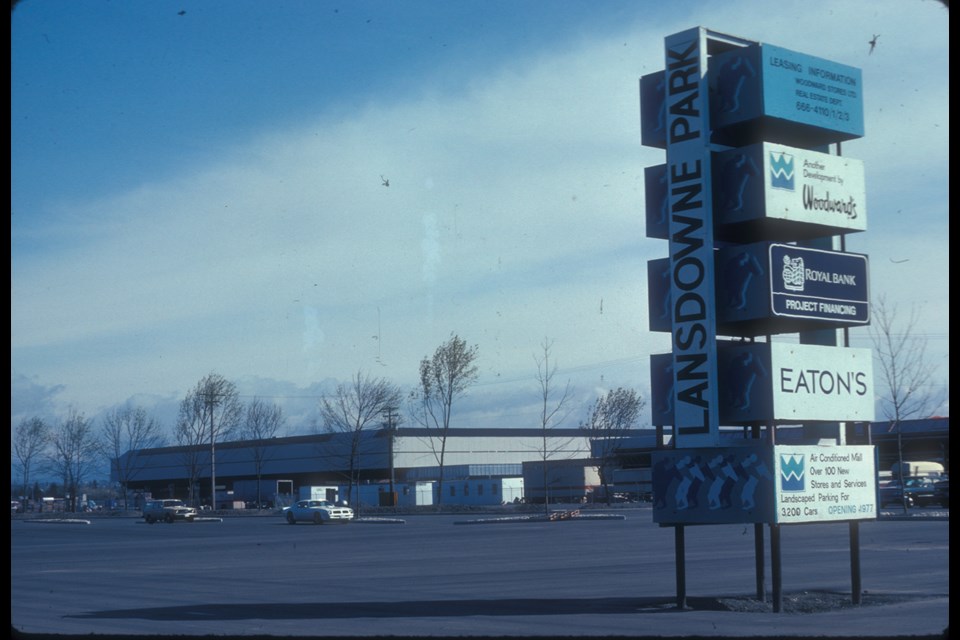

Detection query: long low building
xmin=114 ymin=427 xmax=594 ymax=507
xmin=114 ymin=419 xmax=949 ymax=508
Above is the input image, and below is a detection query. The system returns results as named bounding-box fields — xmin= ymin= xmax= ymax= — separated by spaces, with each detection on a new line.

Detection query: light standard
xmin=381 ymin=406 xmax=399 ymax=506
xmin=200 ymin=391 xmax=221 ymax=510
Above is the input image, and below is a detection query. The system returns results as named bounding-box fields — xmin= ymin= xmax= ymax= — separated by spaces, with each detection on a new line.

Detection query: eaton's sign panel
xmin=717 ymin=342 xmax=874 ymax=423
xmin=770 ymin=243 xmax=869 ymax=323
xmin=651 ymin=342 xmax=874 ymax=425
xmin=713 ymin=143 xmax=867 ymax=240
xmin=708 ymin=43 xmax=864 ymax=146
xmin=774 ymin=445 xmax=876 ymax=523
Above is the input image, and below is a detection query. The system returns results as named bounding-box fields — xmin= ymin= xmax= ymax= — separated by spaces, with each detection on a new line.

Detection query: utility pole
xmin=199 ymin=391 xmax=225 ymax=510
xmin=381 ymin=406 xmax=399 ymax=503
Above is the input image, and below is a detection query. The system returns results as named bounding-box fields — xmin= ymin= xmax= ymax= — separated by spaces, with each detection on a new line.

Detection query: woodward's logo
xmin=780 ymin=454 xmax=805 ymax=492
xmin=770 ymin=152 xmax=794 ymax=190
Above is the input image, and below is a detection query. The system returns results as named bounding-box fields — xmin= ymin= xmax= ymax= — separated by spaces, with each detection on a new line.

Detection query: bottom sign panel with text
xmin=774 ymin=445 xmax=876 ymax=524
xmin=652 ymin=444 xmax=876 ymax=525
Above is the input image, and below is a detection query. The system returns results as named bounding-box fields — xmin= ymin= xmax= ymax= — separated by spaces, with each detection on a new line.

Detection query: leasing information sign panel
xmin=774 ymin=445 xmax=876 ymax=523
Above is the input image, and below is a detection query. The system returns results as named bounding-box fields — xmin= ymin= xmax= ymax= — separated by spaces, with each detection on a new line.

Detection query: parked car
xmin=933 ymin=479 xmax=949 ymax=507
xmin=901 ymin=477 xmax=939 ymax=507
xmin=878 ymin=481 xmax=914 ymax=508
xmin=284 ymin=499 xmax=354 ymax=524
xmin=142 ymin=499 xmax=197 ymax=524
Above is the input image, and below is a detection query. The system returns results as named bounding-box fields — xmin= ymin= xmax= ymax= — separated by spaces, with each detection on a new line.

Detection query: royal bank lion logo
xmin=781 ymin=254 xmax=805 ymax=292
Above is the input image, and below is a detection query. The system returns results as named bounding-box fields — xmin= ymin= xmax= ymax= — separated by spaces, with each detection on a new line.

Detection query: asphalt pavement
xmin=10 ymin=506 xmax=949 ymax=639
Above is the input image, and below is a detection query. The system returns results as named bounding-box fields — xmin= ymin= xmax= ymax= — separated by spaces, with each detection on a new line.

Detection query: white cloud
xmin=11 ymin=1 xmax=950 ymax=429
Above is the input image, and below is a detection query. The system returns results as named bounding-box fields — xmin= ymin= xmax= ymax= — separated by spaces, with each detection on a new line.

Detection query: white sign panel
xmin=765 ymin=143 xmax=866 ymax=231
xmin=774 ymin=445 xmax=876 ymax=523
xmin=771 ymin=342 xmax=875 ymax=422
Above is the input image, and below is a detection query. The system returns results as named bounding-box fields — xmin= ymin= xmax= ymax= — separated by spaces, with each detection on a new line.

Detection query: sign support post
xmin=674 ymin=525 xmax=686 ymax=609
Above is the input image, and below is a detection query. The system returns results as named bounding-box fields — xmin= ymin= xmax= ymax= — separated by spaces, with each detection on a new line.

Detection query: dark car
xmin=879 ymin=481 xmax=914 ymax=508
xmin=901 ymin=477 xmax=939 ymax=507
xmin=932 ymin=479 xmax=949 ymax=507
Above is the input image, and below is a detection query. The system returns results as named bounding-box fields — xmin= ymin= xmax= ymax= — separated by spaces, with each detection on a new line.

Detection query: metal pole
xmin=675 ymin=525 xmax=686 ymax=609
xmin=755 ymin=523 xmax=765 ymax=602
xmin=751 ymin=422 xmax=765 ymax=602
xmin=209 ymin=396 xmax=216 ymax=511
xmin=850 ymin=520 xmax=862 ymax=604
xmin=771 ymin=523 xmax=782 ymax=612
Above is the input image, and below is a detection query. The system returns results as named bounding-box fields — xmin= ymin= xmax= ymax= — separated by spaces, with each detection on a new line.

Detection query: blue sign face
xmin=769 ymin=243 xmax=869 ymax=324
xmin=761 ymin=44 xmax=865 ymax=140
xmin=651 ymin=446 xmax=775 ymax=524
xmin=708 ymin=43 xmax=864 ymax=145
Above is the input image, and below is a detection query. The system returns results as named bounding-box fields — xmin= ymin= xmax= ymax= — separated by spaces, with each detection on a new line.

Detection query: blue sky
xmin=11 ymin=0 xmax=950 ymax=441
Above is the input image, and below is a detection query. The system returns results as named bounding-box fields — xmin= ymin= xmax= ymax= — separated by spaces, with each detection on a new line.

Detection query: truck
xmin=890 ymin=461 xmax=945 ymax=479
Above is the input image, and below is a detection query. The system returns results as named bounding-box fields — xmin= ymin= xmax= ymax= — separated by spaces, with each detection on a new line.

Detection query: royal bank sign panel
xmin=652 ymin=444 xmax=876 ymax=525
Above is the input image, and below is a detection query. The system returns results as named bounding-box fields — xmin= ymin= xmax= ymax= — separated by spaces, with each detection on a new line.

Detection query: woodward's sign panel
xmin=652 ymin=445 xmax=876 ymax=524
xmin=713 ymin=143 xmax=867 ymax=241
xmin=769 ymin=243 xmax=869 ymax=323
xmin=708 ymin=43 xmax=864 ymax=147
xmin=652 ymin=445 xmax=774 ymax=524
xmin=663 ymin=28 xmax=721 ymax=448
xmin=651 ymin=342 xmax=874 ymax=425
xmin=774 ymin=445 xmax=876 ymax=523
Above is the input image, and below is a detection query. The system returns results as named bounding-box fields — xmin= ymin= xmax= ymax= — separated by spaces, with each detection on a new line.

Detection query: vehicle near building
xmin=933 ymin=479 xmax=949 ymax=507
xmin=878 ymin=480 xmax=914 ymax=508
xmin=284 ymin=499 xmax=354 ymax=524
xmin=890 ymin=460 xmax=945 ymax=479
xmin=142 ymin=499 xmax=197 ymax=524
xmin=901 ymin=476 xmax=941 ymax=507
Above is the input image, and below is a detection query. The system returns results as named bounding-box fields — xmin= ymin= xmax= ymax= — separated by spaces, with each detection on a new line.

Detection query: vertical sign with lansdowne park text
xmin=663 ymin=27 xmax=721 ymax=448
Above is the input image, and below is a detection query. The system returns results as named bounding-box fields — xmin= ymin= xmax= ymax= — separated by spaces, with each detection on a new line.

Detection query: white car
xmin=143 ymin=499 xmax=197 ymax=523
xmin=284 ymin=499 xmax=354 ymax=524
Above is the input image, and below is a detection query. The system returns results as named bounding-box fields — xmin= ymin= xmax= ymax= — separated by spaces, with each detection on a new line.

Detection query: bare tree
xmin=533 ymin=338 xmax=575 ymax=515
xmin=13 ymin=416 xmax=50 ymax=506
xmin=181 ymin=373 xmax=243 ymax=509
xmin=409 ymin=333 xmax=479 ymax=506
xmin=869 ymin=295 xmax=942 ymax=512
xmin=580 ymin=388 xmax=645 ymax=505
xmin=241 ymin=398 xmax=286 ymax=508
xmin=174 ymin=394 xmax=207 ymax=506
xmin=320 ymin=371 xmax=402 ymax=511
xmin=47 ymin=409 xmax=99 ymax=512
xmin=99 ymin=406 xmax=165 ymax=511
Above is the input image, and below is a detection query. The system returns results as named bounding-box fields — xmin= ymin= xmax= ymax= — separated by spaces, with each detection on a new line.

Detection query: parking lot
xmin=10 ymin=507 xmax=949 ymax=638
